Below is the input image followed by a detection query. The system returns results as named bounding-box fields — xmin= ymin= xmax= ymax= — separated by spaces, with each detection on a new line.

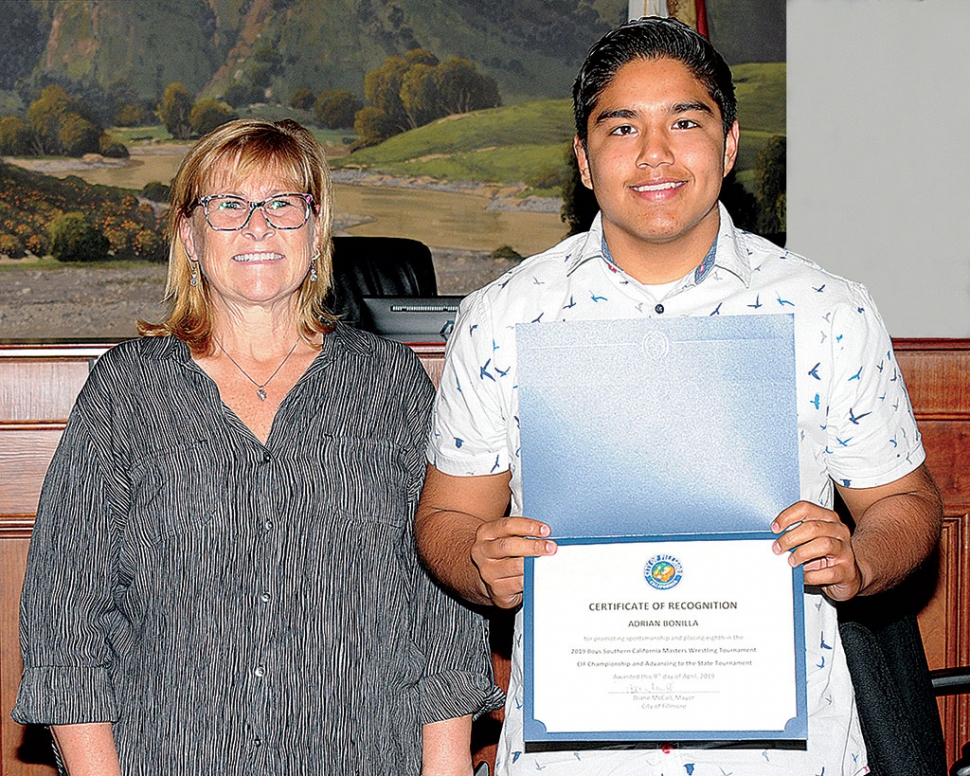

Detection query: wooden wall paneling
xmin=896 ymin=340 xmax=970 ymax=767
xmin=1 ymin=528 xmax=57 ymax=775
xmin=0 ymin=429 xmax=64 ymax=517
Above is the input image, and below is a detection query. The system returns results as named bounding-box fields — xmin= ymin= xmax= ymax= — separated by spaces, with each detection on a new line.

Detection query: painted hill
xmin=2 ymin=0 xmax=783 ymax=108
xmin=337 ymin=62 xmax=785 ymax=189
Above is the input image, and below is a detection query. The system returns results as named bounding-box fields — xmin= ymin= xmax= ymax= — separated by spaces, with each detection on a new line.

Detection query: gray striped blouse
xmin=14 ymin=326 xmax=502 ymax=775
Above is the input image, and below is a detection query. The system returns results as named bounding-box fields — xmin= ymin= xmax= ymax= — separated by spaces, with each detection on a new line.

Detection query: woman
xmin=14 ymin=119 xmax=501 ymax=775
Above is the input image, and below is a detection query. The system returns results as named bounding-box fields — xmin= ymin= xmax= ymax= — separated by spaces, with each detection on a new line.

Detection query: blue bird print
xmin=456 ymin=376 xmax=462 ymax=393
xmin=495 ymin=365 xmax=509 ymax=377
xmin=685 ymin=765 xmax=695 ymax=775
xmin=889 ymin=437 xmax=898 ymax=448
xmin=810 ymin=393 xmax=820 ymax=410
xmin=809 ymin=363 xmax=821 ymax=380
xmin=574 ymin=753 xmax=582 ymax=762
xmin=492 ymin=339 xmax=500 ymax=351
xmin=747 ymin=294 xmax=762 ymax=309
xmin=531 ymin=312 xmax=544 ymax=324
xmin=776 ymin=293 xmax=795 ymax=307
xmin=848 ymin=366 xmax=863 ymax=381
xmin=455 ymin=438 xmax=464 ymax=448
xmin=836 ymin=333 xmax=843 ymax=343
xmin=563 ymin=295 xmax=577 ymax=309
xmin=890 ymin=368 xmax=898 ymax=382
xmin=469 ymin=324 xmax=478 ymax=335
xmin=512 ymin=752 xmax=522 ymax=764
xmin=491 ymin=455 xmax=501 ymax=473
xmin=878 ymin=393 xmax=886 ymax=401
xmin=842 ymin=478 xmax=851 ymax=486
xmin=590 ymin=291 xmax=607 ymax=303
xmin=820 ymin=331 xmax=828 ymax=344
xmin=848 ymin=407 xmax=871 ymax=424
xmin=762 ymin=752 xmax=771 ymax=763
xmin=480 ymin=359 xmax=495 ymax=381
xmin=857 ymin=306 xmax=865 ymax=314
xmin=813 ymin=284 xmax=826 ymax=293
xmin=710 ymin=302 xmax=722 ymax=316
xmin=535 ymin=761 xmax=545 ymax=771
xmin=533 ymin=276 xmax=545 ymax=285
xmin=817 ymin=654 xmax=826 ymax=669
xmin=877 ymin=360 xmax=884 ymax=372
xmin=821 ymin=632 xmax=833 ymax=650
xmin=836 ymin=436 xmax=853 ymax=447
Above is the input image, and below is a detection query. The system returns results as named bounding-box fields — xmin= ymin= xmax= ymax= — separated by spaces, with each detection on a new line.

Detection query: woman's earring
xmin=309 ymin=251 xmax=319 ymax=283
xmin=190 ymin=261 xmax=199 ymax=287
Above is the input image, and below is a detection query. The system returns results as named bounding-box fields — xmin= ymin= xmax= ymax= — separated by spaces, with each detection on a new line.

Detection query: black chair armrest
xmin=931 ymin=666 xmax=970 ymax=696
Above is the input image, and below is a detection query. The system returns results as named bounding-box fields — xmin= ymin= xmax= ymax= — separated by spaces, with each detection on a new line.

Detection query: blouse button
xmin=655 ymin=303 xmax=665 ymax=314
xmin=254 ymin=665 xmax=266 ymax=678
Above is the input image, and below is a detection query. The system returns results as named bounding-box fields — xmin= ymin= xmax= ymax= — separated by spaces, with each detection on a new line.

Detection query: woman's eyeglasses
xmin=194 ymin=193 xmax=314 ymax=231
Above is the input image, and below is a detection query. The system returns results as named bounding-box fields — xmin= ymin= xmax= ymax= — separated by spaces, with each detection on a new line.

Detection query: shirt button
xmin=263 ymin=519 xmax=274 ymax=531
xmin=254 ymin=665 xmax=266 ymax=678
xmin=262 ymin=450 xmax=271 ymax=463
xmin=254 ymin=738 xmax=262 ymax=748
xmin=260 ymin=591 xmax=271 ymax=603
xmin=655 ymin=303 xmax=665 ymax=314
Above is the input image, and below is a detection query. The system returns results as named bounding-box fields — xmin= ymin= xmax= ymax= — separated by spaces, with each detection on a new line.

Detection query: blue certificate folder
xmin=516 ymin=315 xmax=800 ymax=538
xmin=517 ymin=315 xmax=807 ymax=744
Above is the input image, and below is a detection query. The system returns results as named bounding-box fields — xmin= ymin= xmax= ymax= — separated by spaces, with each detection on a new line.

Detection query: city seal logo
xmin=644 ymin=554 xmax=683 ymax=590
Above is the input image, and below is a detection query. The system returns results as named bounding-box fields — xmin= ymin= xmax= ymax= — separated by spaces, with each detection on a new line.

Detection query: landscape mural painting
xmin=0 ymin=0 xmax=784 ymax=340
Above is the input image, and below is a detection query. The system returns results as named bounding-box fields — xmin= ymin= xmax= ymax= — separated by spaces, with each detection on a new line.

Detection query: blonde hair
xmin=138 ymin=119 xmax=335 ymax=353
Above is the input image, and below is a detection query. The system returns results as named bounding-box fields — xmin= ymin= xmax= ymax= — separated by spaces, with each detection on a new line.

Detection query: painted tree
xmin=363 ymin=56 xmax=410 ymax=135
xmin=158 ymin=83 xmax=193 ymax=140
xmin=400 ymin=63 xmax=439 ymax=128
xmin=755 ymin=135 xmax=786 ymax=236
xmin=434 ymin=56 xmax=500 ymax=115
xmin=48 ymin=212 xmax=110 ymax=263
xmin=189 ymin=98 xmax=237 ymax=137
xmin=26 ymin=85 xmax=73 ymax=154
xmin=314 ymin=89 xmax=362 ymax=129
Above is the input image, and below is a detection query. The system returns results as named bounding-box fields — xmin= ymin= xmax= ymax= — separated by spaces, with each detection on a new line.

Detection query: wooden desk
xmin=1 ymin=340 xmax=968 ymax=773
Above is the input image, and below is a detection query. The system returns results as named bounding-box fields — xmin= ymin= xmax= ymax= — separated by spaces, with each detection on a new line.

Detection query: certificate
xmin=523 ymin=534 xmax=807 ymax=743
xmin=515 ymin=316 xmax=806 ymax=744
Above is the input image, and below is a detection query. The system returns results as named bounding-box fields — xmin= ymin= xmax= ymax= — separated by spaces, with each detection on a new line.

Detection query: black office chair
xmin=326 ymin=235 xmax=437 ymax=328
xmin=932 ymin=666 xmax=970 ymax=775
xmin=839 ymin=596 xmax=946 ymax=775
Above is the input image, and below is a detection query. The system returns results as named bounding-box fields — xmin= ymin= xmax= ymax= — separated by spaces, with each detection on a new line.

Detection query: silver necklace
xmin=216 ymin=338 xmax=300 ymax=401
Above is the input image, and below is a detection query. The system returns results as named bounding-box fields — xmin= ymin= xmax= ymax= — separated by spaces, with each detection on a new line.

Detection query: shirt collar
xmin=564 ymin=203 xmax=752 ymax=289
xmin=136 ymin=320 xmax=372 ymax=365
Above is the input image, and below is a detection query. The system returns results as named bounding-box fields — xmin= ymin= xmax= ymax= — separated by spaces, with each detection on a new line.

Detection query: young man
xmin=416 ymin=17 xmax=942 ymax=776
